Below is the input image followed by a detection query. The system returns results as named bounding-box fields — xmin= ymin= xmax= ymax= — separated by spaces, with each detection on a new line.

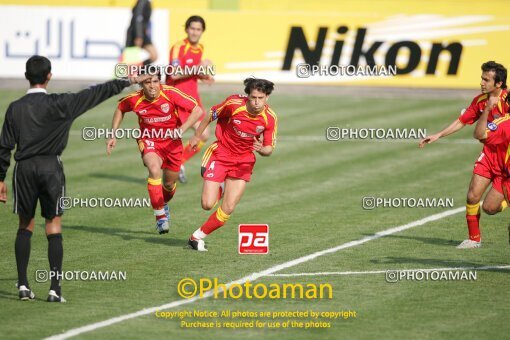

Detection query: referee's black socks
xmin=47 ymin=233 xmax=63 ymax=295
xmin=15 ymin=229 xmax=32 ymax=288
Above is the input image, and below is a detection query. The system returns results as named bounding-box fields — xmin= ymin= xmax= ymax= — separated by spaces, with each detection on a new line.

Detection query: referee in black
xmin=0 ymin=55 xmax=147 ymax=302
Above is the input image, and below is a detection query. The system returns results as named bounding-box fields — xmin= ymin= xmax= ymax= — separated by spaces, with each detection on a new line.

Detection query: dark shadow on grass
xmin=0 ymin=289 xmax=19 ymax=301
xmin=370 ymin=257 xmax=510 ymax=273
xmin=383 ymin=234 xmax=458 ymax=246
xmin=89 ymin=172 xmax=144 ymax=185
xmin=65 ymin=225 xmax=184 ymax=247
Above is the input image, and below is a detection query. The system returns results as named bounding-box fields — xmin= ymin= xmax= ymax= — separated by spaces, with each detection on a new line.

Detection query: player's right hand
xmin=0 ymin=181 xmax=7 ymax=203
xmin=419 ymin=134 xmax=440 ymax=148
xmin=106 ymin=138 xmax=116 ymax=155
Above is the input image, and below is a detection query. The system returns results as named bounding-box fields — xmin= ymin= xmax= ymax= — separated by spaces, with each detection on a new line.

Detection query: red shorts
xmin=137 ymin=139 xmax=182 ymax=172
xmin=473 ymin=147 xmax=503 ymax=194
xmin=201 ymin=143 xmax=255 ymax=182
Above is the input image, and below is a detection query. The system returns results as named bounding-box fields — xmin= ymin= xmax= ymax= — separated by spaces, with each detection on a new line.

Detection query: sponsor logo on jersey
xmin=143 ymin=115 xmax=172 ymax=124
xmin=233 ymin=126 xmax=256 ymax=138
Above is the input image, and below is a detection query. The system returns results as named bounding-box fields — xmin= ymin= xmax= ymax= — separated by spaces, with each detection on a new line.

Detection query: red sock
xmin=147 ymin=178 xmax=165 ymax=220
xmin=466 ymin=214 xmax=481 ymax=242
xmin=163 ymin=183 xmax=177 ymax=203
xmin=191 ymin=207 xmax=230 ymax=240
xmin=182 ymin=141 xmax=204 ymax=163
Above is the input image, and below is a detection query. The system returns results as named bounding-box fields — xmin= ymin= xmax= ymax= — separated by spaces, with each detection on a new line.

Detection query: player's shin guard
xmin=47 ymin=233 xmax=63 ymax=295
xmin=191 ymin=207 xmax=230 ymax=240
xmin=466 ymin=203 xmax=481 ymax=242
xmin=163 ymin=183 xmax=177 ymax=203
xmin=15 ymin=229 xmax=32 ymax=288
xmin=147 ymin=178 xmax=166 ymax=220
xmin=182 ymin=140 xmax=204 ymax=163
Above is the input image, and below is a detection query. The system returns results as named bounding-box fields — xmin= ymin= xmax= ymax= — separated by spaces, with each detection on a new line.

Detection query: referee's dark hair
xmin=482 ymin=61 xmax=507 ymax=89
xmin=244 ymin=78 xmax=274 ymax=96
xmin=185 ymin=15 xmax=206 ymax=31
xmin=25 ymin=55 xmax=51 ymax=86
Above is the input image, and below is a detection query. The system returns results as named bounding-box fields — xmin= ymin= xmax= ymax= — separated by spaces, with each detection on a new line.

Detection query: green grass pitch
xmin=0 ymin=86 xmax=509 ymax=339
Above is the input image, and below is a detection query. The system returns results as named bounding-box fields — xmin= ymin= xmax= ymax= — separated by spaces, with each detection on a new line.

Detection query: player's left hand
xmin=129 ymin=74 xmax=151 ymax=85
xmin=189 ymin=135 xmax=201 ymax=150
xmin=253 ymin=136 xmax=263 ymax=152
xmin=0 ymin=181 xmax=7 ymax=203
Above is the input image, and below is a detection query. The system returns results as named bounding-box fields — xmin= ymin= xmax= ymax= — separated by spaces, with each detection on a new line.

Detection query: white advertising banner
xmin=0 ymin=5 xmax=169 ymax=80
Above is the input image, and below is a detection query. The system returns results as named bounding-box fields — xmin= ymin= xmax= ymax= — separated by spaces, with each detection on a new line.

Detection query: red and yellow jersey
xmin=484 ymin=115 xmax=510 ymax=177
xmin=117 ymin=84 xmax=197 ymax=140
xmin=210 ymin=94 xmax=278 ymax=156
xmin=165 ymin=38 xmax=203 ymax=101
xmin=458 ymin=89 xmax=508 ymax=125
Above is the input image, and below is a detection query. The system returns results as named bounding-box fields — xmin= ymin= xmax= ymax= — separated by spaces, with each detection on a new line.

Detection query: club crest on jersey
xmin=233 ymin=119 xmax=241 ymax=125
xmin=487 ymin=122 xmax=498 ymax=131
xmin=161 ymin=103 xmax=170 ymax=113
xmin=139 ymin=109 xmax=147 ymax=115
xmin=256 ymin=126 xmax=265 ymax=133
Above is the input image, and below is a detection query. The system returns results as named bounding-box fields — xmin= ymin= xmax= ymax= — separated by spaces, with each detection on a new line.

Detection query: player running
xmin=474 ymin=95 xmax=510 ymax=247
xmin=419 ymin=61 xmax=508 ymax=249
xmin=186 ymin=78 xmax=277 ymax=251
xmin=107 ymin=71 xmax=203 ymax=234
xmin=166 ymin=15 xmax=214 ymax=183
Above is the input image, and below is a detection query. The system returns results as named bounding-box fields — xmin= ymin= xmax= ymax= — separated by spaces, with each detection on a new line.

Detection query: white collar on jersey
xmin=26 ymin=88 xmax=47 ymax=94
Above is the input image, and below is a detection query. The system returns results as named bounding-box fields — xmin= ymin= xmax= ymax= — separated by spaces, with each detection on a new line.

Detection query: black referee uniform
xmin=0 ymin=77 xmax=131 ymax=302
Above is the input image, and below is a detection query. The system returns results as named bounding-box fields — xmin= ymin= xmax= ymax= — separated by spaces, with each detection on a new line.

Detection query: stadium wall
xmin=0 ymin=0 xmax=509 ymax=88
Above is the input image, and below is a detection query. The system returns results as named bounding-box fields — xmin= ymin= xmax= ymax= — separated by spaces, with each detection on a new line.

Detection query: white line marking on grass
xmin=46 ymin=206 xmax=465 ymax=339
xmin=266 ymin=265 xmax=510 ymax=277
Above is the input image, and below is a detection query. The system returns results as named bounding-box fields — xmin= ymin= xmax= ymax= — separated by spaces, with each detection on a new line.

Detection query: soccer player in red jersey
xmin=419 ymin=61 xmax=508 ymax=248
xmin=474 ymin=95 xmax=510 ymax=215
xmin=166 ymin=15 xmax=214 ymax=183
xmin=107 ymin=71 xmax=203 ymax=234
xmin=186 ymin=78 xmax=277 ymax=251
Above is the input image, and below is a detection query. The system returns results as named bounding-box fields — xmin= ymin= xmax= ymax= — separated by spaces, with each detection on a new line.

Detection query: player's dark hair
xmin=25 ymin=55 xmax=51 ymax=85
xmin=482 ymin=61 xmax=507 ymax=89
xmin=185 ymin=15 xmax=206 ymax=31
xmin=139 ymin=65 xmax=161 ymax=81
xmin=244 ymin=78 xmax=274 ymax=96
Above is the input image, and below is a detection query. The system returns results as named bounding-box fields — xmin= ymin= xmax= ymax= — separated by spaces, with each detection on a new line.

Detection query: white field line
xmin=46 ymin=206 xmax=465 ymax=339
xmin=266 ymin=265 xmax=510 ymax=277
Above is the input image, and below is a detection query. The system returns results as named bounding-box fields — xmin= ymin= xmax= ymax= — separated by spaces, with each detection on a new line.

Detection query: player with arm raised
xmin=186 ymin=78 xmax=277 ymax=251
xmin=420 ymin=61 xmax=508 ymax=248
xmin=166 ymin=15 xmax=214 ymax=183
xmin=107 ymin=71 xmax=203 ymax=234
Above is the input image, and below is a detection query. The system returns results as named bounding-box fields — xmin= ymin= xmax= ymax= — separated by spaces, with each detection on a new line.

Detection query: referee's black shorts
xmin=12 ymin=155 xmax=65 ymax=219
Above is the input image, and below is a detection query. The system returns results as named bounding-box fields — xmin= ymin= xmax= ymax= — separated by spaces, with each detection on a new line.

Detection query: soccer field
xmin=0 ymin=87 xmax=509 ymax=339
